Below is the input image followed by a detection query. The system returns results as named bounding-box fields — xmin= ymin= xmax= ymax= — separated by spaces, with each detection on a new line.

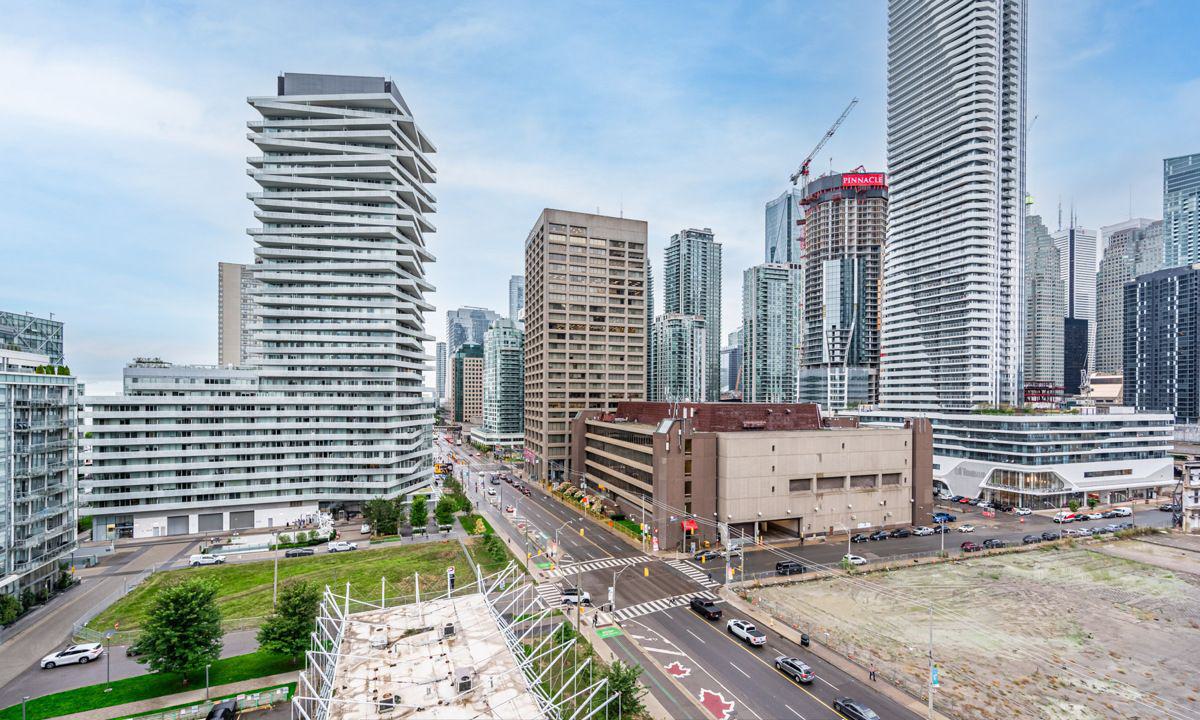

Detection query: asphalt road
xmin=440 ymin=438 xmax=921 ymax=720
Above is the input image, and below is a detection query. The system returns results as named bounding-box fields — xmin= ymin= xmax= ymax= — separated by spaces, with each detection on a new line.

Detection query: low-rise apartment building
xmin=570 ymin=402 xmax=932 ymax=551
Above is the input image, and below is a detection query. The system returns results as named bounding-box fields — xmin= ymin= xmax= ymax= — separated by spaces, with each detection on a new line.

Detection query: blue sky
xmin=0 ymin=0 xmax=1197 ymax=394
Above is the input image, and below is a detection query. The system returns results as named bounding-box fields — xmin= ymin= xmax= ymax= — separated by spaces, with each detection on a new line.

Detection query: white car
xmin=560 ymin=587 xmax=591 ymax=606
xmin=726 ymin=619 xmax=766 ymax=646
xmin=1014 ymin=507 xmax=1032 ymax=516
xmin=1086 ymin=512 xmax=1104 ymax=521
xmin=843 ymin=554 xmax=867 ymax=566
xmin=1062 ymin=528 xmax=1080 ymax=537
xmin=328 ymin=541 xmax=358 ymax=553
xmin=189 ymin=554 xmax=225 ymax=567
xmin=958 ymin=524 xmax=976 ymax=533
xmin=1110 ymin=507 xmax=1132 ymax=517
xmin=913 ymin=526 xmax=935 ymax=536
xmin=976 ymin=501 xmax=992 ymax=509
xmin=41 ymin=643 xmax=103 ymax=669
xmin=486 ymin=488 xmax=497 ymax=496
xmin=504 ymin=505 xmax=516 ymax=514
xmin=360 ymin=523 xmax=371 ymax=534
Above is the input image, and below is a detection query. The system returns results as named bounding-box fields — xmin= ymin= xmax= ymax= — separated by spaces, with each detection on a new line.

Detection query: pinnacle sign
xmin=842 ymin=172 xmax=886 ymax=187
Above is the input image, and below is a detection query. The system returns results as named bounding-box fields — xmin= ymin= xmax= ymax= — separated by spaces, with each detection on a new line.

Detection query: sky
xmin=0 ymin=0 xmax=1197 ymax=395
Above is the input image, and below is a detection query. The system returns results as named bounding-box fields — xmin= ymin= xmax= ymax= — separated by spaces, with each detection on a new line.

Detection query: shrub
xmin=0 ymin=594 xmax=21 ymax=625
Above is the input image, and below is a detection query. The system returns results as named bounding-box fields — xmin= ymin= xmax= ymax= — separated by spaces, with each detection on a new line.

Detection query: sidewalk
xmin=56 ymin=672 xmax=297 ymax=720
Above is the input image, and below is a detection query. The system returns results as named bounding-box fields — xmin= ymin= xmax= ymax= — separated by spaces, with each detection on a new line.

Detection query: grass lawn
xmin=89 ymin=541 xmax=469 ymax=632
xmin=0 ymin=651 xmax=294 ymax=720
xmin=459 ymin=513 xmax=494 ymax=535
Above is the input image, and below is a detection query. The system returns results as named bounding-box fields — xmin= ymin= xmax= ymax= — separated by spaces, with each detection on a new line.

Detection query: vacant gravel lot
xmin=749 ymin=539 xmax=1200 ymax=720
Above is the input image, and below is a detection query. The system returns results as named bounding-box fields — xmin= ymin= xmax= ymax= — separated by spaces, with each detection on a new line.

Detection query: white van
xmin=1110 ymin=506 xmax=1132 ymax=517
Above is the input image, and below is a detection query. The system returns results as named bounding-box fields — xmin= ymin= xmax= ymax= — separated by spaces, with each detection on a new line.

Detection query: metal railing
xmin=122 ymin=686 xmax=291 ymax=720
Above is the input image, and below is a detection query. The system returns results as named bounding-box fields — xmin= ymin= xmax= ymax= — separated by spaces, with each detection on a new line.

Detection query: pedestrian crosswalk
xmin=544 ymin=555 xmax=653 ymax=579
xmin=610 ymin=590 xmax=721 ymax=622
xmin=535 ymin=583 xmax=562 ymax=608
xmin=665 ymin=559 xmax=722 ymax=588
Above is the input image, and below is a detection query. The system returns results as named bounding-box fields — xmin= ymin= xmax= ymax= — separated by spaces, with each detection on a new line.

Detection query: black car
xmin=205 ymin=700 xmax=239 ymax=720
xmin=932 ymin=525 xmax=951 ymax=534
xmin=1102 ymin=510 xmax=1120 ymax=519
xmin=776 ymin=560 xmax=806 ymax=576
xmin=694 ymin=550 xmax=721 ymax=563
xmin=1041 ymin=531 xmax=1060 ymax=541
xmin=284 ymin=548 xmax=315 ymax=558
xmin=1092 ymin=525 xmax=1111 ymax=535
xmin=1119 ymin=521 xmax=1135 ymax=530
xmin=832 ymin=697 xmax=880 ymax=720
xmin=850 ymin=533 xmax=870 ymax=543
xmin=1160 ymin=503 xmax=1180 ymax=512
xmin=690 ymin=597 xmax=722 ymax=621
xmin=890 ymin=527 xmax=911 ymax=538
xmin=868 ymin=530 xmax=889 ymax=541
xmin=1022 ymin=534 xmax=1042 ymax=544
xmin=982 ymin=538 xmax=1007 ymax=549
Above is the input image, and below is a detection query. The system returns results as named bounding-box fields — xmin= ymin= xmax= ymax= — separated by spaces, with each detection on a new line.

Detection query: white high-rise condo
xmin=84 ymin=74 xmax=438 ymax=539
xmin=663 ymin=228 xmax=721 ymax=400
xmin=881 ymin=0 xmax=1027 ymax=411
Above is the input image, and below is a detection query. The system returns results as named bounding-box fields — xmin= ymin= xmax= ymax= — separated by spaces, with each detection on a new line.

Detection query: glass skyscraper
xmin=1164 ymin=153 xmax=1200 ymax=267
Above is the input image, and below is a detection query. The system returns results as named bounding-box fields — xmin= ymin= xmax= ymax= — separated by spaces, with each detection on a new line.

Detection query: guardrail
xmin=120 ymin=685 xmax=290 ymax=720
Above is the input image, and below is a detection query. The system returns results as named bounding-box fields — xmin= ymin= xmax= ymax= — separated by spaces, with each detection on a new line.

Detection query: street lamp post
xmin=272 ymin=532 xmax=280 ymax=608
xmin=104 ymin=630 xmax=114 ymax=692
xmin=205 ymin=663 xmax=212 ymax=700
xmin=22 ymin=696 xmax=28 ymax=720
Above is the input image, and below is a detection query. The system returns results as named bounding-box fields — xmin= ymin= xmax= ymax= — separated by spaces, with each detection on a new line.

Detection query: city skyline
xmin=1 ymin=1 xmax=1196 ymax=394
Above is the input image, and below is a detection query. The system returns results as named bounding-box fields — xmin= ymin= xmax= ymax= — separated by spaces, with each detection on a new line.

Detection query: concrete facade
xmin=523 ymin=210 xmax=648 ymax=482
xmin=451 ymin=344 xmax=483 ymax=425
xmin=570 ymin=402 xmax=932 ymax=551
xmin=217 ymin=262 xmax=256 ymax=366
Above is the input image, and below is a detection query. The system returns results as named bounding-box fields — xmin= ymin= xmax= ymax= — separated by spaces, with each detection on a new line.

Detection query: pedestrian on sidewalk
xmin=869 ymin=662 xmax=877 ymax=682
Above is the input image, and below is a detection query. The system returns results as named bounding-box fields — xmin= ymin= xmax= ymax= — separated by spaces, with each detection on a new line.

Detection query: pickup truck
xmin=690 ymin=596 xmax=722 ymax=620
xmin=727 ymin=618 xmax=766 ymax=646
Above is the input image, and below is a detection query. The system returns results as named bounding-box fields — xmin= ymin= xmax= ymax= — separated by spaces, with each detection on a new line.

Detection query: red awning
xmin=681 ymin=519 xmax=699 ymax=532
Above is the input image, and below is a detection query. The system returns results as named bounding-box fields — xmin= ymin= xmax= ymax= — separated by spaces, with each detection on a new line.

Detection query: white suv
xmin=41 ymin=643 xmax=103 ymax=669
xmin=328 ymin=541 xmax=358 ymax=553
xmin=189 ymin=554 xmax=225 ymax=567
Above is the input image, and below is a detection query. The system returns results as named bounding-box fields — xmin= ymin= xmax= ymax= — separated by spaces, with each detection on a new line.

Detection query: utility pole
xmin=928 ymin=604 xmax=935 ymax=719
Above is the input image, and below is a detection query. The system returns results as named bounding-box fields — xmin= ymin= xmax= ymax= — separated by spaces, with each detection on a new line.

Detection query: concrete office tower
xmin=0 ymin=343 xmax=76 ymax=597
xmin=1052 ymin=219 xmax=1097 ymax=391
xmin=741 ymin=264 xmax=801 ymax=403
xmin=663 ymin=228 xmax=722 ymax=400
xmin=508 ymin=275 xmax=526 ymax=322
xmin=471 ymin=319 xmax=524 ymax=448
xmin=435 ymin=341 xmax=447 ymax=402
xmin=1125 ymin=265 xmax=1200 ymax=421
xmin=1095 ymin=219 xmax=1162 ymax=375
xmin=720 ymin=329 xmax=742 ymax=396
xmin=1023 ymin=214 xmax=1065 ymax=395
xmin=650 ymin=314 xmax=708 ymax=402
xmin=1164 ymin=153 xmax=1200 ymax=267
xmin=645 ymin=263 xmax=655 ymax=402
xmin=765 ymin=189 xmax=803 ymax=263
xmin=0 ymin=311 xmax=65 ymax=364
xmin=84 ymin=73 xmax=439 ymax=538
xmin=523 ymin=209 xmax=648 ymax=482
xmin=450 ymin=344 xmax=483 ymax=424
xmin=217 ymin=262 xmax=258 ymax=365
xmin=797 ymin=171 xmax=886 ymax=410
xmin=446 ymin=307 xmax=501 ymax=357
xmin=881 ymin=0 xmax=1026 ymax=411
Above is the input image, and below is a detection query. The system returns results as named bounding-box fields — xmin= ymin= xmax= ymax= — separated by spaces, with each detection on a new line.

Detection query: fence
xmin=119 ymin=685 xmax=291 ymax=720
xmin=71 ymin=565 xmax=158 ymax=644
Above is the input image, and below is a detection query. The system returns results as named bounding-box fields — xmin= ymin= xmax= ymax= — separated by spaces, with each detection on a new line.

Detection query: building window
xmin=850 ymin=474 xmax=877 ymax=489
xmin=789 ymin=478 xmax=812 ymax=492
xmin=817 ymin=476 xmax=844 ymax=491
xmin=881 ymin=473 xmax=902 ymax=486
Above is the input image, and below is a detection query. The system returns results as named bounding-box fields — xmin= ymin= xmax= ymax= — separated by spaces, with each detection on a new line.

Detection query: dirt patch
xmin=748 ymin=541 xmax=1200 ymax=720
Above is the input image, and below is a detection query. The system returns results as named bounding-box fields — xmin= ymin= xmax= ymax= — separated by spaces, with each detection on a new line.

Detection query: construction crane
xmin=790 ymin=97 xmax=859 ymax=187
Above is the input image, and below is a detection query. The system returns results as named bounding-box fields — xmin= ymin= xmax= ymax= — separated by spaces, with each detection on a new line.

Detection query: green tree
xmin=363 ymin=497 xmax=398 ymax=536
xmin=604 ymin=660 xmax=646 ymax=718
xmin=0 ymin=594 xmax=21 ymax=625
xmin=135 ymin=579 xmax=223 ymax=682
xmin=256 ymin=580 xmax=321 ymax=663
xmin=435 ymin=496 xmax=456 ymax=526
xmin=410 ymin=495 xmax=428 ymax=530
xmin=1087 ymin=497 xmax=1099 ymax=509
xmin=1068 ymin=499 xmax=1080 ymax=512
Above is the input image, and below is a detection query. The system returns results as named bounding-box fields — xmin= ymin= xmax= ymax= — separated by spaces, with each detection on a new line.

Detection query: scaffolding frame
xmin=292 ymin=562 xmax=618 ymax=720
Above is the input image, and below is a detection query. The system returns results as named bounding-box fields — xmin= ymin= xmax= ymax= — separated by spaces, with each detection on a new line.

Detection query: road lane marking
xmin=643 ymin=646 xmax=687 ymax=656
xmin=685 ymin=629 xmax=707 ymax=644
xmin=729 ymin=661 xmax=751 ymax=678
xmin=818 ymin=675 xmax=839 ymax=690
xmin=784 ymin=704 xmax=807 ymax=719
xmin=702 ymin=611 xmax=844 ymax=717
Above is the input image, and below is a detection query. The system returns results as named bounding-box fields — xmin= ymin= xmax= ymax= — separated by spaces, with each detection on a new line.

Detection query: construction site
xmin=747 ymin=537 xmax=1200 ymax=720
